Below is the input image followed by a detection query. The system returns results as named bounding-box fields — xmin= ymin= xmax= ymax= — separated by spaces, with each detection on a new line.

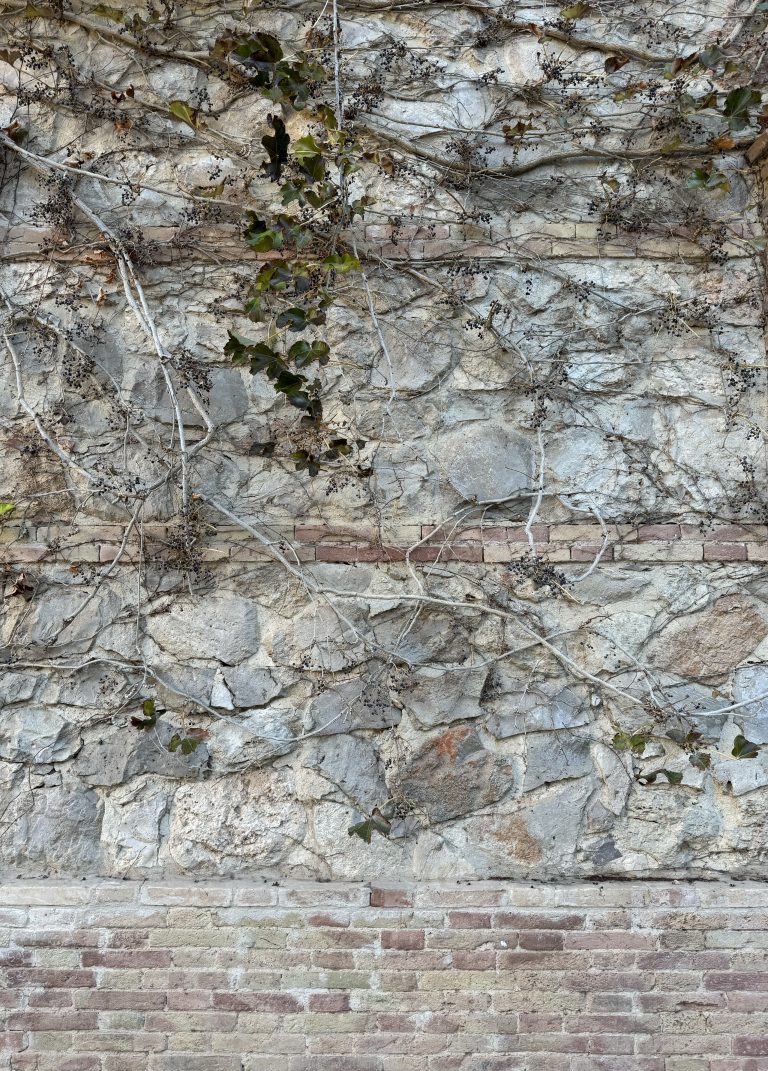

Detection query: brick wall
xmin=2 ymin=879 xmax=768 ymax=1071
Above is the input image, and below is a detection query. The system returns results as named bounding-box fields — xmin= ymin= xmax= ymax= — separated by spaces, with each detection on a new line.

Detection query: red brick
xmin=495 ymin=912 xmax=586 ymax=930
xmin=703 ymin=543 xmax=747 ymax=561
xmin=370 ymin=887 xmax=414 ymax=909
xmin=636 ymin=524 xmax=680 ymax=540
xmin=519 ymin=931 xmax=564 ymax=951
xmin=448 ymin=912 xmax=493 ymax=929
xmin=167 ymin=991 xmax=212 ymax=1010
xmin=735 ymin=1039 xmax=768 ymax=1056
xmin=451 ymin=950 xmax=496 ymax=969
xmin=571 ymin=545 xmax=614 ymax=561
xmin=7 ymin=969 xmax=96 ymax=988
xmin=8 ymin=1011 xmax=98 ymax=1031
xmin=308 ymin=993 xmax=350 ymax=1012
xmin=27 ymin=989 xmax=74 ymax=1007
xmin=212 ymin=992 xmax=303 ymax=1013
xmin=382 ymin=930 xmax=425 ymax=950
xmin=308 ymin=913 xmax=350 ymax=928
xmin=82 ymin=950 xmax=171 ymax=968
xmin=0 ymin=1034 xmax=24 ymax=1054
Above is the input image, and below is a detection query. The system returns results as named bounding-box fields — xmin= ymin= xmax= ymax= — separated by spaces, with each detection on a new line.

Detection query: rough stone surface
xmin=523 ymin=731 xmax=592 ymax=791
xmin=439 ymin=424 xmax=534 ymax=503
xmin=74 ymin=721 xmax=210 ymax=786
xmin=390 ymin=724 xmax=514 ymax=822
xmin=167 ymin=768 xmax=306 ymax=873
xmin=0 ymin=0 xmax=767 ymax=884
xmin=0 ymin=707 xmax=81 ymax=764
xmin=648 ymin=595 xmax=768 ymax=678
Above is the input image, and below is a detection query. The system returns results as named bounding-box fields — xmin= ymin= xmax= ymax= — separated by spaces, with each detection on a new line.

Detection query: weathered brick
xmin=703 ymin=542 xmax=748 ymax=561
xmin=370 ymin=887 xmax=415 ymax=909
xmin=447 ymin=911 xmax=492 ymax=929
xmin=734 ymin=1038 xmax=768 ymax=1056
xmin=381 ymin=930 xmax=425 ymax=950
xmin=140 ymin=885 xmax=232 ymax=908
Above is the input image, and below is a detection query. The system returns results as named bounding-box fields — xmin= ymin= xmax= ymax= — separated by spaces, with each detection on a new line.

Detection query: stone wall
xmin=1 ymin=0 xmax=768 ymax=883
xmin=3 ymin=877 xmax=768 ymax=1071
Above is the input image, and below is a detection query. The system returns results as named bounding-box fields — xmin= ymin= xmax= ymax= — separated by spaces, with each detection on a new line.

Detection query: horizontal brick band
xmin=2 ymin=878 xmax=768 ymax=1071
xmin=1 ymin=521 xmax=765 ymax=567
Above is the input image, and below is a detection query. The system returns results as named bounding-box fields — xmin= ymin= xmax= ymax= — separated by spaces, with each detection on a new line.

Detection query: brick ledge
xmin=2 ymin=877 xmax=768 ymax=907
xmin=1 ymin=521 xmax=765 ymax=566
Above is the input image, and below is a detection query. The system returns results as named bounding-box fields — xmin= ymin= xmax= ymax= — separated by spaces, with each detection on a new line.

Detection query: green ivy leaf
xmin=348 ymin=817 xmax=390 ymax=843
xmin=92 ymin=4 xmax=125 ymax=22
xmin=276 ymin=307 xmax=309 ymax=331
xmin=613 ymin=731 xmax=649 ymax=756
xmin=639 ymin=769 xmax=683 ymax=786
xmin=732 ymin=734 xmax=761 ymax=759
xmin=323 ymin=253 xmax=360 ymax=273
xmin=0 ymin=502 xmax=15 ymax=519
xmin=168 ymin=100 xmax=199 ymax=130
xmin=131 ymin=698 xmax=158 ymax=730
xmin=723 ymin=86 xmax=762 ymax=130
xmin=169 ymin=733 xmax=202 ymax=755
xmin=262 ymin=115 xmax=290 ymax=181
xmin=235 ymin=32 xmax=283 ymax=66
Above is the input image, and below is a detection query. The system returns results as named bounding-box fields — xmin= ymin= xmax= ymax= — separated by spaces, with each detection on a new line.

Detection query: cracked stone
xmin=0 ymin=707 xmax=81 ymax=763
xmin=390 ymin=724 xmax=514 ymax=822
xmin=74 ymin=720 xmax=209 ymax=786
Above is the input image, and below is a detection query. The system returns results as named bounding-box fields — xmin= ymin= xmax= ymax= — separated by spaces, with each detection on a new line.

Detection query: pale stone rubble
xmin=0 ymin=0 xmax=767 ymax=880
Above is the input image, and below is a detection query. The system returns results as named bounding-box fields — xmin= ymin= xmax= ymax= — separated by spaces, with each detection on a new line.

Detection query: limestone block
xmin=389 ymin=724 xmax=514 ymax=822
xmin=438 ymin=423 xmax=533 ymax=504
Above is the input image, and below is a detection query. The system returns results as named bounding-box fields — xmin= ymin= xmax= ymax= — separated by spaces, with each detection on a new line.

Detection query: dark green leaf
xmin=235 ymin=32 xmax=283 ymax=66
xmin=249 ymin=441 xmax=276 ymax=457
xmin=698 ymin=46 xmax=724 ymax=69
xmin=613 ymin=731 xmax=648 ymax=756
xmin=131 ymin=698 xmax=158 ymax=730
xmin=638 ymin=768 xmax=683 ymax=785
xmin=348 ymin=817 xmax=390 ymax=843
xmin=276 ymin=307 xmax=309 ymax=331
xmin=723 ymin=86 xmax=762 ymax=130
xmin=93 ymin=4 xmax=124 ymax=21
xmin=262 ymin=115 xmax=290 ymax=181
xmin=732 ymin=734 xmax=761 ymax=759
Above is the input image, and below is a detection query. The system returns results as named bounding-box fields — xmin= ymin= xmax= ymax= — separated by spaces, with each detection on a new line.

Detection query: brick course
xmin=0 ymin=522 xmax=765 ymax=567
xmin=2 ymin=880 xmax=768 ymax=1069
